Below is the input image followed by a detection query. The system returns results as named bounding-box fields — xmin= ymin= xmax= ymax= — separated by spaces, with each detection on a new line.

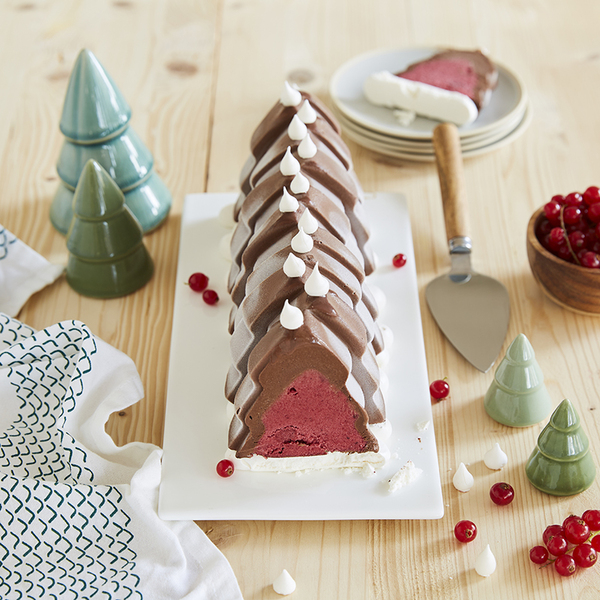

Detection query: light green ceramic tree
xmin=50 ymin=48 xmax=171 ymax=235
xmin=66 ymin=159 xmax=154 ymax=298
xmin=526 ymin=399 xmax=596 ymax=496
xmin=484 ymin=333 xmax=552 ymax=427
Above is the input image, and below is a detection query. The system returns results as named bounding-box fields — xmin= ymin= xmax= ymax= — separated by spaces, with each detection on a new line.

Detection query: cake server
xmin=426 ymin=123 xmax=510 ymax=372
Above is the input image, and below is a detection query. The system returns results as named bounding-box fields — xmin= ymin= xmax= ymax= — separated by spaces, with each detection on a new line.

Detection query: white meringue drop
xmin=483 ymin=443 xmax=508 ymax=470
xmin=298 ymin=99 xmax=317 ymax=123
xmin=305 ymin=263 xmax=329 ymax=297
xmin=287 ymin=114 xmax=308 ymax=140
xmin=474 ymin=545 xmax=496 ymax=577
xmin=290 ymin=172 xmax=310 ymax=194
xmin=280 ymin=81 xmax=302 ymax=107
xmin=279 ymin=187 xmax=299 ymax=213
xmin=298 ymin=208 xmax=318 ymax=234
xmin=291 ymin=227 xmax=313 ymax=253
xmin=280 ymin=147 xmax=300 ymax=176
xmin=280 ymin=300 xmax=303 ymax=330
xmin=298 ymin=133 xmax=317 ymax=158
xmin=452 ymin=462 xmax=474 ymax=492
xmin=283 ymin=253 xmax=306 ymax=277
xmin=273 ymin=569 xmax=297 ymax=595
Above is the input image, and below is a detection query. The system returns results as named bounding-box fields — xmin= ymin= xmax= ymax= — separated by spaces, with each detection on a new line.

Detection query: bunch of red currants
xmin=529 ymin=510 xmax=600 ymax=576
xmin=535 ymin=187 xmax=600 ymax=268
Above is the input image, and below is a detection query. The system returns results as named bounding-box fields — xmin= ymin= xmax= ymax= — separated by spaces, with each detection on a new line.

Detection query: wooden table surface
xmin=2 ymin=1 xmax=600 ymax=598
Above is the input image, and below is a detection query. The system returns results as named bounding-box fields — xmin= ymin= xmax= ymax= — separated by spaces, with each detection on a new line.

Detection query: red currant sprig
xmin=535 ymin=188 xmax=600 ymax=268
xmin=530 ymin=511 xmax=600 ymax=576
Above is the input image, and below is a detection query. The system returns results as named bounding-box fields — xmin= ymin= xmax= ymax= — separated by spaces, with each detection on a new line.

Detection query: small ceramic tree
xmin=66 ymin=160 xmax=154 ymax=298
xmin=50 ymin=48 xmax=171 ymax=235
xmin=484 ymin=333 xmax=552 ymax=427
xmin=526 ymin=399 xmax=596 ymax=496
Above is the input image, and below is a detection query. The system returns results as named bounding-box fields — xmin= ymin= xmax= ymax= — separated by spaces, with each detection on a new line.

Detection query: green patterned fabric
xmin=0 ymin=314 xmax=243 ymax=600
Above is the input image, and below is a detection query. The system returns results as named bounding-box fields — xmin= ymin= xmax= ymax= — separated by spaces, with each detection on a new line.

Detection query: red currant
xmin=583 ymin=186 xmax=600 ymax=206
xmin=537 ymin=218 xmax=554 ymax=237
xmin=392 ymin=253 xmax=407 ymax=268
xmin=543 ymin=524 xmax=564 ymax=546
xmin=554 ymin=554 xmax=577 ymax=577
xmin=489 ymin=482 xmax=514 ymax=506
xmin=588 ymin=202 xmax=600 ymax=223
xmin=582 ymin=509 xmax=600 ymax=531
xmin=556 ymin=243 xmax=573 ymax=261
xmin=569 ymin=230 xmax=587 ymax=251
xmin=563 ymin=206 xmax=582 ymax=225
xmin=549 ymin=226 xmax=565 ymax=246
xmin=202 ymin=289 xmax=219 ymax=305
xmin=580 ymin=251 xmax=600 ymax=268
xmin=216 ymin=459 xmax=234 ymax=477
xmin=454 ymin=520 xmax=477 ymax=543
xmin=563 ymin=515 xmax=580 ymax=528
xmin=573 ymin=544 xmax=597 ymax=568
xmin=429 ymin=379 xmax=449 ymax=400
xmin=564 ymin=517 xmax=590 ymax=545
xmin=565 ymin=192 xmax=583 ymax=207
xmin=529 ymin=545 xmax=549 ymax=565
xmin=592 ymin=534 xmax=600 ymax=552
xmin=544 ymin=200 xmax=562 ymax=222
xmin=551 ymin=194 xmax=566 ymax=205
xmin=188 ymin=272 xmax=209 ymax=292
xmin=547 ymin=534 xmax=568 ymax=556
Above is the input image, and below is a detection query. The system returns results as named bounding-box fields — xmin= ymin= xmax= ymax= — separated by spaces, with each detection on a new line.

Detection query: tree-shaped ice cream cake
xmin=226 ymin=84 xmax=386 ymax=473
xmin=50 ymin=49 xmax=171 ymax=235
xmin=66 ymin=159 xmax=154 ymax=298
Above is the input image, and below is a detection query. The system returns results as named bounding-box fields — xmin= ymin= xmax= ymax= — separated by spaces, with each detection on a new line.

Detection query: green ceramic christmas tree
xmin=526 ymin=399 xmax=596 ymax=496
xmin=66 ymin=159 xmax=154 ymax=298
xmin=484 ymin=333 xmax=553 ymax=427
xmin=50 ymin=48 xmax=171 ymax=235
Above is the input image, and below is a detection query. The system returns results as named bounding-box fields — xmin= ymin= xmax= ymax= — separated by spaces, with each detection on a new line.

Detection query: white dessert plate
xmin=341 ymin=105 xmax=532 ymax=162
xmin=330 ymin=47 xmax=527 ymax=140
xmin=334 ymin=101 xmax=527 ymax=151
xmin=158 ymin=192 xmax=444 ymax=521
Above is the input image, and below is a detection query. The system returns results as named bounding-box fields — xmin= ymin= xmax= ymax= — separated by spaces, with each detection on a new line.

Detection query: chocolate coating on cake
xmin=229 ymin=293 xmax=382 ymax=457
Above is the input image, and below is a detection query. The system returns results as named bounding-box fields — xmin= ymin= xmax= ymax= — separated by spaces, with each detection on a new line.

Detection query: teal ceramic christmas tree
xmin=50 ymin=48 xmax=171 ymax=235
xmin=484 ymin=333 xmax=553 ymax=427
xmin=66 ymin=160 xmax=154 ymax=298
xmin=526 ymin=399 xmax=596 ymax=496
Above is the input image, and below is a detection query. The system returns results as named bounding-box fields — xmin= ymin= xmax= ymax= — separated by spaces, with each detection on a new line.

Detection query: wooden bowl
xmin=526 ymin=207 xmax=600 ymax=315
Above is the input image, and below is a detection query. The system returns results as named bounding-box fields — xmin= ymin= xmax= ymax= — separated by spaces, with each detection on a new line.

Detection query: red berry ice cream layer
xmin=253 ymin=369 xmax=369 ymax=457
xmin=397 ymin=58 xmax=478 ymax=101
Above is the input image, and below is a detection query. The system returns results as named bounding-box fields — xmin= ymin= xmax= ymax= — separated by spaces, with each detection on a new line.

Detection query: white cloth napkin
xmin=0 ymin=313 xmax=243 ymax=600
xmin=0 ymin=225 xmax=64 ymax=317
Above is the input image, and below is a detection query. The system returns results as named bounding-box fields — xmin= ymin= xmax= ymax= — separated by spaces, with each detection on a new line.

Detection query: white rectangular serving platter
xmin=158 ymin=192 xmax=444 ymax=520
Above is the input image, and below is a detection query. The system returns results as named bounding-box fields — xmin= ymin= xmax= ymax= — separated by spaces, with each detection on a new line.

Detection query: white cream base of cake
xmin=227 ymin=421 xmax=391 ymax=473
xmin=363 ymin=70 xmax=478 ymax=126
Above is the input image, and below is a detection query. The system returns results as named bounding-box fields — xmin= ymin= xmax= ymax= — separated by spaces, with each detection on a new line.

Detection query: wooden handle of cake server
xmin=433 ymin=122 xmax=470 ymax=243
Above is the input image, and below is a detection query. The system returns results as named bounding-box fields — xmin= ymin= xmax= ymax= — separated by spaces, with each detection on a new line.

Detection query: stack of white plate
xmin=329 ymin=48 xmax=531 ymax=162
